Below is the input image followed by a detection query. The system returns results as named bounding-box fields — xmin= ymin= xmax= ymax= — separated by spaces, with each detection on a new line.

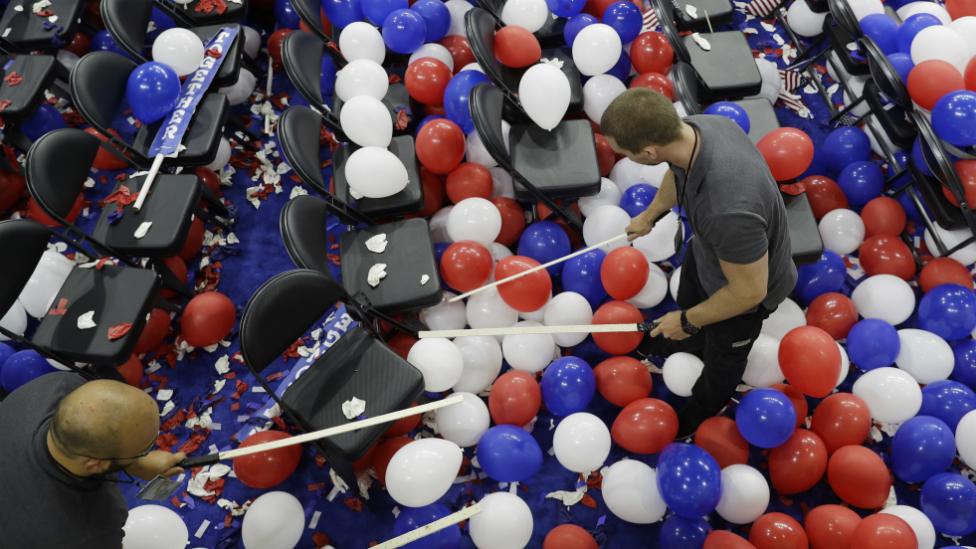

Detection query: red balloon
xmin=946 ymin=159 xmax=976 ymax=207
xmin=860 ymin=196 xmax=905 ymax=237
xmin=629 ymin=72 xmax=673 ymax=99
xmin=593 ymin=133 xmax=616 ymax=176
xmin=27 ymin=194 xmax=83 ymax=227
xmin=611 ymin=397 xmax=677 ymax=454
xmin=65 ymin=31 xmax=91 ymax=56
xmin=768 ymin=428 xmax=828 ymax=494
xmin=694 ymin=416 xmax=750 ymax=468
xmin=116 ymin=354 xmax=143 ymax=387
xmin=492 ymin=196 xmax=527 ymax=246
xmin=771 ymin=383 xmax=809 ymax=426
xmin=441 ymin=241 xmax=493 ymax=292
xmin=630 ymin=32 xmax=674 ymax=74
xmin=386 ymin=331 xmax=417 ymax=359
xmin=180 ymin=291 xmax=236 ymax=347
xmin=592 ymin=301 xmax=644 ymax=354
xmin=405 ymin=58 xmax=452 ymax=106
xmin=385 ymin=402 xmax=421 ymax=437
xmin=179 ymin=217 xmax=206 ymax=262
xmin=947 ymin=0 xmax=976 ymax=17
xmin=858 ymin=236 xmax=916 ymax=280
xmin=494 ymin=26 xmax=541 ymax=68
xmin=0 ymin=170 xmax=26 ymax=212
xmin=417 ymin=167 xmax=446 ymax=217
xmin=811 ymin=393 xmax=871 ymax=454
xmin=594 ymin=356 xmax=652 ymax=406
xmin=802 ymin=175 xmax=848 ymax=219
xmin=488 ymin=370 xmax=542 ymax=426
xmin=233 ymin=430 xmax=302 ymax=488
xmin=372 ymin=436 xmax=412 ymax=485
xmin=778 ymin=326 xmax=841 ymax=398
xmin=446 ymin=162 xmax=493 ymax=203
xmin=439 ymin=35 xmax=475 ymax=73
xmin=851 ymin=514 xmax=916 ymax=549
xmin=543 ymin=524 xmax=598 ymax=549
xmin=805 ymin=504 xmax=861 ymax=549
xmin=827 ymin=445 xmax=892 ymax=509
xmin=352 ymin=443 xmax=376 ymax=472
xmin=159 ymin=256 xmax=188 ymax=300
xmin=267 ymin=29 xmax=293 ymax=68
xmin=194 ymin=167 xmax=222 ymax=197
xmin=600 ymin=247 xmax=649 ymax=300
xmin=704 ymin=531 xmax=757 ymax=549
xmin=416 ymin=119 xmax=466 ymax=174
xmin=907 ymin=60 xmax=965 ymax=111
xmin=967 ymin=56 xmax=976 ymax=91
xmin=495 ymin=255 xmax=553 ymax=312
xmin=805 ymin=292 xmax=857 ymax=340
xmin=749 ymin=513 xmax=809 ymax=549
xmin=757 ymin=128 xmax=814 ymax=181
xmin=135 ymin=308 xmax=171 ymax=355
xmin=920 ymin=257 xmax=974 ymax=292
xmin=85 ymin=128 xmax=130 ymax=170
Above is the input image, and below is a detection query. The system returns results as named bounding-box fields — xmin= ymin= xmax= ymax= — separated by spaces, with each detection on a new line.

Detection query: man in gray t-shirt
xmin=601 ymin=89 xmax=797 ymax=438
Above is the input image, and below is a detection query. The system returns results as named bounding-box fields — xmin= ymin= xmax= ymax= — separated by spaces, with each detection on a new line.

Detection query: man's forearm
xmin=685 ymin=286 xmax=765 ymax=328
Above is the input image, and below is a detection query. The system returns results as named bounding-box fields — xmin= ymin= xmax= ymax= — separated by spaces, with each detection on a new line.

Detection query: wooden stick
xmin=704 ymin=10 xmax=714 ymax=33
xmin=373 ymin=504 xmax=482 ymax=549
xmin=132 ymin=153 xmax=166 ymax=212
xmin=419 ymin=323 xmax=651 ymax=339
xmin=265 ymin=52 xmax=274 ymax=136
xmin=448 ymin=233 xmax=628 ymax=303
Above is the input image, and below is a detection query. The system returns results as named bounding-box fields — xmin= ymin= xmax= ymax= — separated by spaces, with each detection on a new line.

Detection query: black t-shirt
xmin=0 ymin=373 xmax=127 ymax=549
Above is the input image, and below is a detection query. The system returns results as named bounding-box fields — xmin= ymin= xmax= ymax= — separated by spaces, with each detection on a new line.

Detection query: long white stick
xmin=448 ymin=233 xmax=628 ymax=303
xmin=419 ymin=323 xmax=648 ymax=339
xmin=132 ymin=153 xmax=166 ymax=211
xmin=373 ymin=504 xmax=482 ymax=549
xmin=265 ymin=52 xmax=274 ymax=135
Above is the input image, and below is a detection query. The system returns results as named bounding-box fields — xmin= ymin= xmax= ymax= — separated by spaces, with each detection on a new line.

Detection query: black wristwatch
xmin=680 ymin=310 xmax=700 ymax=335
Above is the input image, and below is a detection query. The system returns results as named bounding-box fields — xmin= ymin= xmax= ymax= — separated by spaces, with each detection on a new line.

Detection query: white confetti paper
xmin=76 ymin=310 xmax=96 ymax=330
xmin=691 ymin=33 xmax=711 ymax=51
xmin=420 ymin=274 xmax=430 ymax=285
xmin=134 ymin=221 xmax=153 ymax=239
xmin=367 ymin=263 xmax=388 ymax=288
xmin=342 ymin=397 xmax=366 ymax=419
xmin=364 ymin=233 xmax=388 ymax=254
xmin=156 ymin=388 xmax=173 ymax=401
xmin=684 ymin=4 xmax=698 ymax=17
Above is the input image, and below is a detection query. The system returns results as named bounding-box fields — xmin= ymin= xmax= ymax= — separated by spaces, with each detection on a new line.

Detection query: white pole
xmin=373 ymin=504 xmax=483 ymax=549
xmin=132 ymin=153 xmax=166 ymax=212
xmin=265 ymin=51 xmax=274 ymax=135
xmin=419 ymin=323 xmax=647 ymax=339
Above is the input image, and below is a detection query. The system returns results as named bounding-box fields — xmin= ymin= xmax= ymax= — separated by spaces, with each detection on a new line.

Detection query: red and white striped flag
xmin=778 ymin=68 xmax=806 ymax=93
xmin=641 ymin=7 xmax=660 ymax=32
xmin=744 ymin=0 xmax=782 ymax=17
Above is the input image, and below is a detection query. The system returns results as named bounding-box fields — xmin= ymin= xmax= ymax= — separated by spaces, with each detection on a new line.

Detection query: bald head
xmin=51 ymin=380 xmax=159 ymax=459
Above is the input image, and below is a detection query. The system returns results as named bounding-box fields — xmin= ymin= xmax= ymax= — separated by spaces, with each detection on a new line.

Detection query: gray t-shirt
xmin=672 ymin=115 xmax=797 ymax=311
xmin=0 ymin=372 xmax=128 ymax=549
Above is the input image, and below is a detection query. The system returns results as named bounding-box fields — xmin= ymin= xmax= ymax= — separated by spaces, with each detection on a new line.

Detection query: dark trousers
xmin=638 ymin=242 xmax=773 ymax=436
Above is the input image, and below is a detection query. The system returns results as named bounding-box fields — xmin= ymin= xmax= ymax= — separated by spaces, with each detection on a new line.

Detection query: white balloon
xmin=673 ymin=100 xmax=689 ymax=118
xmin=241 ymin=492 xmax=304 ymax=549
xmin=453 ymin=335 xmax=504 ymax=392
xmin=749 ymin=58 xmax=782 ymax=104
xmin=924 ymin=223 xmax=976 ymax=266
xmin=826 ymin=51 xmax=852 ymax=84
xmin=503 ymin=320 xmax=556 ymax=372
xmin=949 ymin=17 xmax=976 ymax=57
xmin=518 ymin=300 xmax=549 ymax=321
xmin=742 ymin=334 xmax=783 ymax=387
xmin=662 ymin=352 xmax=704 ymax=397
xmin=467 ymin=287 xmax=519 ymax=328
xmin=910 ymin=25 xmax=971 ymax=73
xmin=409 ymin=43 xmax=455 ymax=71
xmin=601 ymin=459 xmax=667 ymax=524
xmin=489 ymin=242 xmax=513 ymax=263
xmin=447 ymin=198 xmax=502 ymax=243
xmin=339 ymin=95 xmax=393 ymax=147
xmin=445 ymin=0 xmax=472 ymax=37
xmin=407 ymin=337 xmax=464 ymax=391
xmin=490 ymin=166 xmax=515 ymax=198
xmin=716 ymin=464 xmax=770 ymax=524
xmin=420 ymin=292 xmax=467 ymax=331
xmin=344 ymin=146 xmax=409 ymax=198
xmin=151 ymin=28 xmax=205 ymax=77
xmin=852 ymin=367 xmax=922 ymax=424
xmin=0 ymin=300 xmax=27 ymax=341
xmin=609 ymin=158 xmax=669 ymax=192
xmin=582 ymin=74 xmax=626 ymax=124
xmin=460 ymin=62 xmax=485 ymax=73
xmin=851 ymin=274 xmax=916 ymax=326
xmin=123 ymin=505 xmax=189 ymax=549
xmin=847 ymin=0 xmax=883 ymax=21
xmin=435 ymin=392 xmax=490 ymax=446
xmin=430 ymin=206 xmax=454 ymax=242
xmin=880 ymin=505 xmax=936 ymax=549
xmin=628 ymin=262 xmax=668 ymax=309
xmin=786 ymin=0 xmax=826 ymax=37
xmin=582 ymin=205 xmax=630 ymax=252
xmin=579 ymin=178 xmax=622 ymax=217
xmin=895 ymin=329 xmax=953 ymax=384
xmin=469 ymin=493 xmax=533 ymax=549
xmin=669 ymin=266 xmax=681 ymax=301
xmin=553 ymin=412 xmax=611 ymax=473
xmin=467 ymin=130 xmax=496 ymax=167
xmin=19 ymin=250 xmax=73 ymax=318
xmin=818 ymin=208 xmax=865 ymax=255
xmin=386 ymin=438 xmax=463 ymax=507
xmin=864 ymin=115 xmax=897 ymax=159
xmin=956 ymin=410 xmax=976 ymax=469
xmin=897 ymin=1 xmax=952 ymax=24
xmin=543 ymin=292 xmax=593 ymax=347
xmin=204 ymin=137 xmax=231 ymax=171
xmin=339 ymin=22 xmax=386 ymax=64
xmin=242 ymin=26 xmax=261 ymax=59
xmin=335 ymin=59 xmax=389 ymax=101
xmin=501 ymin=0 xmax=549 ymax=32
xmin=572 ymin=24 xmax=622 ymax=76
xmin=761 ymin=297 xmax=805 ymax=339
xmin=632 ymin=211 xmax=679 ymax=262
xmin=219 ymin=68 xmax=257 ymax=106
xmin=836 ymin=342 xmax=850 ymax=388
xmin=841 ymin=74 xmax=870 ymax=118
xmin=519 ymin=63 xmax=571 ymax=131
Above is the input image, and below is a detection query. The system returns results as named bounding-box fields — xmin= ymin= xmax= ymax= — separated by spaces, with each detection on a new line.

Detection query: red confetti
xmin=107 ymin=322 xmax=133 ymax=341
xmin=271 ymin=416 xmax=288 ymax=431
xmin=266 ymin=371 xmax=285 ymax=381
xmin=101 ymin=185 xmax=138 ymax=208
xmin=3 ymin=72 xmax=23 ymax=86
xmin=315 ymin=455 xmax=327 ymax=468
xmin=156 ymin=432 xmax=179 ymax=451
xmin=160 ymin=409 xmax=188 ymax=431
xmin=223 ymin=513 xmax=233 ymax=528
xmin=343 ymin=497 xmax=363 ymax=512
xmin=178 ymin=430 xmax=211 ymax=455
xmin=388 ymin=74 xmax=402 ymax=85
xmin=580 ymin=493 xmax=597 ymax=508
xmin=282 ymin=339 xmax=304 ymax=360
xmin=48 ymin=298 xmax=68 ymax=316
xmin=231 ymin=379 xmax=249 ymax=399
xmin=94 ymin=257 xmax=113 ymax=270
xmin=200 ymin=477 xmax=225 ymax=503
xmin=206 ymin=48 xmax=222 ymax=59
xmin=312 ymin=532 xmax=332 ymax=547
xmin=35 ymin=8 xmax=53 ymax=16
xmin=586 ymin=471 xmax=603 ymax=490
xmin=195 ymin=0 xmax=228 ymax=14
xmin=230 ymin=402 xmax=240 ymax=411
xmin=307 ymin=482 xmax=327 ymax=492
xmin=0 ymin=99 xmax=12 ymax=112
xmin=327 ymin=253 xmax=341 ymax=266
xmin=170 ymin=496 xmax=183 ymax=508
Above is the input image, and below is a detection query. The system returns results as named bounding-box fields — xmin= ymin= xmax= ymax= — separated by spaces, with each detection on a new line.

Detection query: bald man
xmin=0 ymin=372 xmax=185 ymax=548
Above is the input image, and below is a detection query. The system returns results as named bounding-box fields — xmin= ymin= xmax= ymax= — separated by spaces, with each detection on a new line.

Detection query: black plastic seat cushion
xmin=683 ymin=31 xmax=762 ymax=99
xmin=131 ymin=93 xmax=228 ymax=166
xmin=824 ymin=19 xmax=869 ymax=77
xmin=0 ymin=0 xmax=83 ymax=50
xmin=864 ymin=81 xmax=916 ymax=149
xmin=509 ymin=119 xmax=602 ymax=200
xmin=332 ymin=135 xmax=424 ymax=217
xmin=0 ymin=54 xmax=56 ymax=122
xmin=735 ymin=98 xmax=780 ymax=144
xmin=783 ymin=192 xmax=824 ymax=265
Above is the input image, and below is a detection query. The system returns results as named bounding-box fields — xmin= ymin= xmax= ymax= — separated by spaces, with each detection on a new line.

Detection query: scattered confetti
xmin=364 ymin=233 xmax=388 ymax=254
xmin=341 ymin=397 xmax=366 ymax=420
xmin=367 ymin=263 xmax=387 ymax=288
xmin=76 ymin=310 xmax=96 ymax=330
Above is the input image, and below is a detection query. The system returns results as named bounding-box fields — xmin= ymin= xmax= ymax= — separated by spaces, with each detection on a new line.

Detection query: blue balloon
xmin=541 ymin=356 xmax=596 ymax=416
xmin=822 ymin=127 xmax=871 ymax=172
xmin=735 ymin=388 xmax=796 ymax=448
xmin=382 ymin=9 xmax=427 ymax=54
xmin=433 ymin=241 xmax=450 ymax=264
xmin=952 ymin=339 xmax=976 ymax=387
xmin=859 ymin=13 xmax=899 ymax=54
xmin=933 ymin=91 xmax=976 ymax=147
xmin=365 ymin=0 xmax=408 ymax=25
xmin=149 ymin=8 xmax=176 ymax=39
xmin=0 ymin=343 xmax=14 ymax=380
xmin=1 ymin=350 xmax=55 ymax=393
xmin=411 ymin=0 xmax=451 ymax=42
xmin=887 ymin=52 xmax=914 ymax=83
xmin=564 ymin=14 xmax=597 ymax=47
xmin=562 ymin=248 xmax=608 ymax=309
xmin=837 ymin=160 xmax=884 ymax=208
xmin=92 ymin=30 xmax=125 ymax=54
xmin=606 ymin=50 xmax=631 ymax=82
xmin=322 ymin=0 xmax=364 ymax=29
xmin=656 ymin=443 xmax=722 ymax=518
xmin=518 ymin=221 xmax=571 ymax=276
xmin=920 ymin=380 xmax=976 ymax=431
xmin=571 ymin=336 xmax=611 ymax=365
xmin=891 ymin=415 xmax=956 ymax=483
xmin=602 ymin=1 xmax=641 ymax=43
xmin=21 ymin=103 xmax=67 ymax=141
xmin=126 ymin=62 xmax=181 ymax=124
xmin=620 ymin=184 xmax=657 ymax=218
xmin=846 ymin=318 xmax=900 ymax=370
xmin=275 ymin=0 xmax=302 ymax=28
xmin=897 ymin=181 xmax=927 ymax=224
xmin=896 ymin=13 xmax=941 ymax=54
xmin=321 ymin=55 xmax=337 ymax=98
xmin=920 ymin=473 xmax=976 ymax=536
xmin=547 ymin=0 xmax=586 ymax=17
xmin=794 ymin=250 xmax=846 ymax=303
xmin=476 ymin=425 xmax=543 ymax=482
xmin=391 ymin=504 xmax=461 ymax=548
xmin=660 ymin=515 xmax=711 ymax=548
xmin=703 ymin=101 xmax=750 ymax=134
xmin=918 ymin=284 xmax=976 ymax=341
xmin=443 ymin=70 xmax=491 ymax=134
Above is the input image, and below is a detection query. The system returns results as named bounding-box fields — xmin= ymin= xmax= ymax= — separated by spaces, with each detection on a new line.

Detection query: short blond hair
xmin=600 ymin=88 xmax=682 ymax=153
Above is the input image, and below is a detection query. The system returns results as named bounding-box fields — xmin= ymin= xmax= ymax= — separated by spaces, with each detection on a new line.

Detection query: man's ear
xmin=639 ymin=145 xmax=659 ymax=162
xmin=82 ymin=458 xmax=110 ymax=475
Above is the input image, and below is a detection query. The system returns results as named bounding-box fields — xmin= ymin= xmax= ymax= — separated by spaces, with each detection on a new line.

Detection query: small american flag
xmin=641 ymin=7 xmax=660 ymax=32
xmin=744 ymin=0 xmax=782 ymax=18
xmin=778 ymin=68 xmax=806 ymax=93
